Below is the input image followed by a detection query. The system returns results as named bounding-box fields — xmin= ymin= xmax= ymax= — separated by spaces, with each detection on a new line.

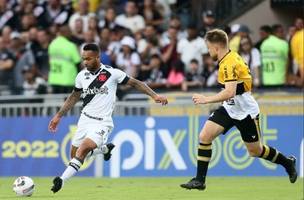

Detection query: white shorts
xmin=72 ymin=115 xmax=113 ymax=148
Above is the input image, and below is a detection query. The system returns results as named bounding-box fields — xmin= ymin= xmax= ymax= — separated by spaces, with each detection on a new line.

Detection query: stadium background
xmin=0 ymin=0 xmax=303 ymax=199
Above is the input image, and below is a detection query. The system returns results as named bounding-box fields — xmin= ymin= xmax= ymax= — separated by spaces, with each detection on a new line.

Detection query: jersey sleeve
xmin=113 ymin=68 xmax=130 ymax=84
xmin=74 ymin=72 xmax=83 ymax=91
xmin=222 ymin=61 xmax=239 ymax=82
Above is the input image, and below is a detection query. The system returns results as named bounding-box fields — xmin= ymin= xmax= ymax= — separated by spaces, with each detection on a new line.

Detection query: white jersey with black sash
xmin=74 ymin=63 xmax=129 ymax=128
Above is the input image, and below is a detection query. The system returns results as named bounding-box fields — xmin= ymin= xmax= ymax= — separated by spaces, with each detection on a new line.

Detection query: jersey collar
xmin=89 ymin=63 xmax=104 ymax=75
xmin=89 ymin=67 xmax=101 ymax=75
xmin=219 ymin=50 xmax=231 ymax=64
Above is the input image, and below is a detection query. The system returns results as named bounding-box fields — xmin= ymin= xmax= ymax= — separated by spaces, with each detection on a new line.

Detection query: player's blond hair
xmin=205 ymin=29 xmax=228 ymax=47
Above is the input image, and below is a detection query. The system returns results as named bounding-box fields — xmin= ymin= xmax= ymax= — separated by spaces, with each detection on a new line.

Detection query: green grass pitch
xmin=0 ymin=177 xmax=303 ymax=200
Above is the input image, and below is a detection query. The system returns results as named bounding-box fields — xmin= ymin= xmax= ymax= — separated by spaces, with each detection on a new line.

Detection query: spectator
xmin=14 ymin=0 xmax=36 ymax=16
xmin=88 ymin=15 xmax=99 ymax=34
xmin=81 ymin=29 xmax=99 ymax=49
xmin=286 ymin=25 xmax=297 ymax=86
xmin=98 ymin=7 xmax=117 ymax=30
xmin=229 ymin=24 xmax=250 ymax=52
xmin=48 ymin=25 xmax=81 ymax=93
xmin=287 ymin=26 xmax=296 ymax=42
xmin=239 ymin=36 xmax=261 ymax=87
xmin=140 ymin=54 xmax=166 ymax=88
xmin=139 ymin=34 xmax=161 ymax=64
xmin=0 ymin=36 xmax=15 ymax=90
xmin=166 ymin=59 xmax=185 ymax=88
xmin=272 ymin=24 xmax=286 ymax=40
xmin=116 ymin=36 xmax=141 ymax=77
xmin=1 ymin=26 xmax=13 ymax=49
xmin=177 ymin=23 xmax=208 ymax=73
xmin=115 ymin=1 xmax=145 ymax=33
xmin=260 ymin=24 xmax=288 ymax=87
xmin=10 ymin=32 xmax=35 ymax=94
xmin=161 ymin=15 xmax=187 ymax=46
xmin=199 ymin=10 xmax=216 ymax=37
xmin=155 ymin=0 xmax=173 ymax=19
xmin=182 ymin=59 xmax=203 ymax=91
xmin=26 ymin=27 xmax=38 ymax=49
xmin=107 ymin=26 xmax=125 ymax=65
xmin=137 ymin=25 xmax=159 ymax=59
xmin=140 ymin=0 xmax=163 ymax=30
xmin=100 ymin=43 xmax=112 ymax=66
xmin=201 ymin=54 xmax=218 ymax=87
xmin=12 ymin=0 xmax=34 ymax=33
xmin=22 ymin=66 xmax=47 ymax=96
xmin=255 ymin=25 xmax=272 ymax=51
xmin=35 ymin=0 xmax=72 ymax=28
xmin=294 ymin=17 xmax=303 ymax=31
xmin=18 ymin=13 xmax=37 ymax=32
xmin=30 ymin=29 xmax=50 ymax=81
xmin=0 ymin=0 xmax=18 ymax=30
xmin=70 ymin=18 xmax=85 ymax=46
xmin=69 ymin=0 xmax=94 ymax=33
xmin=290 ymin=22 xmax=304 ymax=87
xmin=161 ymin=26 xmax=179 ymax=77
xmin=99 ymin=28 xmax=112 ymax=65
xmin=99 ymin=27 xmax=111 ymax=50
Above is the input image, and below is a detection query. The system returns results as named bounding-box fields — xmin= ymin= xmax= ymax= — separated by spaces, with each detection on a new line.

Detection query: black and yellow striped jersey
xmin=218 ymin=50 xmax=252 ymax=94
xmin=216 ymin=50 xmax=259 ymax=120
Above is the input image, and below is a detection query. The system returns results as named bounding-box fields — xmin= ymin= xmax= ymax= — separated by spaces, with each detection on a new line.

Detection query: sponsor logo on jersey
xmin=83 ymin=86 xmax=109 ymax=95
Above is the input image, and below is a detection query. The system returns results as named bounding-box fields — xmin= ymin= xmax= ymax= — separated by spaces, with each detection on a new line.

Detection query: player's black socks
xmin=196 ymin=142 xmax=212 ymax=183
xmin=259 ymin=145 xmax=291 ymax=170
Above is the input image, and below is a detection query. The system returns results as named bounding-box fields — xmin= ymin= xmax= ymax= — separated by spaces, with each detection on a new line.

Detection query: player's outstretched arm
xmin=192 ymin=81 xmax=237 ymax=105
xmin=126 ymin=77 xmax=168 ymax=105
xmin=48 ymin=90 xmax=82 ymax=133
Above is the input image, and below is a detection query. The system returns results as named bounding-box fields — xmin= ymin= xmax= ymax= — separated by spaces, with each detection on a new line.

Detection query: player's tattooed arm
xmin=127 ymin=77 xmax=157 ymax=98
xmin=49 ymin=90 xmax=82 ymax=132
xmin=57 ymin=90 xmax=82 ymax=117
xmin=126 ymin=77 xmax=168 ymax=105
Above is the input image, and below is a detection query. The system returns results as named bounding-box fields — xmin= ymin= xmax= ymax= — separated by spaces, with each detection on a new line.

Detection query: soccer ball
xmin=13 ymin=176 xmax=35 ymax=196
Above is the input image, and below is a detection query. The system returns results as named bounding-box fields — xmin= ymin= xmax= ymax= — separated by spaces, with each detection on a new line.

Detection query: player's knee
xmin=76 ymin=146 xmax=91 ymax=159
xmin=199 ymin=131 xmax=213 ymax=144
xmin=247 ymin=146 xmax=262 ymax=157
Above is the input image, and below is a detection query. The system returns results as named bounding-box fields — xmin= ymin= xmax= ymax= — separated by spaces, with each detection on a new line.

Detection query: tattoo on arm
xmin=127 ymin=78 xmax=157 ymax=98
xmin=57 ymin=91 xmax=81 ymax=117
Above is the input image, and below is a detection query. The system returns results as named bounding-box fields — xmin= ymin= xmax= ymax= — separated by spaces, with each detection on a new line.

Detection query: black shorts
xmin=208 ymin=106 xmax=260 ymax=143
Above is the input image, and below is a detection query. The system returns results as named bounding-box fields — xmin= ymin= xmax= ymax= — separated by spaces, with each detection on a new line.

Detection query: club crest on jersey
xmin=83 ymin=86 xmax=109 ymax=95
xmin=98 ymin=74 xmax=108 ymax=82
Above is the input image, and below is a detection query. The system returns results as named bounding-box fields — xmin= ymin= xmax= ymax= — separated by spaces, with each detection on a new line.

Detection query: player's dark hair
xmin=205 ymin=29 xmax=228 ymax=47
xmin=83 ymin=43 xmax=100 ymax=53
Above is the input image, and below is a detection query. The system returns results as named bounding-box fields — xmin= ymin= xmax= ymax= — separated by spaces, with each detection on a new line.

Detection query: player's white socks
xmin=60 ymin=157 xmax=83 ymax=182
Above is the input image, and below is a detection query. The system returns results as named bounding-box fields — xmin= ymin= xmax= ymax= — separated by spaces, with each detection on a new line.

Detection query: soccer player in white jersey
xmin=49 ymin=43 xmax=168 ymax=193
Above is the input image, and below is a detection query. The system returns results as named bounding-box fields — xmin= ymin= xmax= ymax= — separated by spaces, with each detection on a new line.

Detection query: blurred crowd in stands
xmin=0 ymin=0 xmax=303 ymax=96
